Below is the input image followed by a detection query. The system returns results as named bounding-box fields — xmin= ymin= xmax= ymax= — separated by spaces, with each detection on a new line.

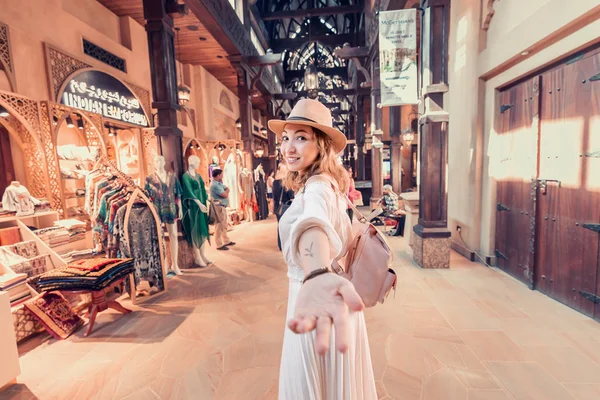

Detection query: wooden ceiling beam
xmin=262 ymin=4 xmax=364 ymax=20
xmin=285 ymin=66 xmax=348 ymax=80
xmin=272 ymin=34 xmax=355 ymax=52
xmin=291 ymin=87 xmax=370 ymax=97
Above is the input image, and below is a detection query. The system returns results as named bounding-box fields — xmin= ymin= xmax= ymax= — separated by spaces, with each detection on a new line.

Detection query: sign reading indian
xmin=378 ymin=9 xmax=419 ymax=106
xmin=60 ymin=70 xmax=148 ymax=127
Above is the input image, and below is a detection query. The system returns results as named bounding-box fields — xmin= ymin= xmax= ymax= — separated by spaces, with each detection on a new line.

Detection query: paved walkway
xmin=2 ymin=217 xmax=600 ymax=400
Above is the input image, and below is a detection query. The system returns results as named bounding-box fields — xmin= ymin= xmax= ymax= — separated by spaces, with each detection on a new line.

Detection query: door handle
xmin=537 ymin=179 xmax=561 ymax=194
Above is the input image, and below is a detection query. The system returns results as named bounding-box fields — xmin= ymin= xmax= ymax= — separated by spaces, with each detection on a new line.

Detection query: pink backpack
xmin=306 ymin=176 xmax=397 ymax=308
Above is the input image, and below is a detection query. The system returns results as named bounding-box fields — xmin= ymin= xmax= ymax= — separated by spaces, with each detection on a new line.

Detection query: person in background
xmin=272 ymin=163 xmax=295 ymax=250
xmin=209 ymin=169 xmax=236 ymax=251
xmin=345 ymin=165 xmax=362 ymax=221
xmin=266 ymin=169 xmax=275 ymax=215
xmin=379 ymin=184 xmax=400 ymax=215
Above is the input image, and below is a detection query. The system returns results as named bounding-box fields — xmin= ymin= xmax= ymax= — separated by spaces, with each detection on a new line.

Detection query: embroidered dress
xmin=278 ymin=176 xmax=377 ymax=399
xmin=117 ymin=205 xmax=164 ymax=290
xmin=181 ymin=172 xmax=210 ymax=248
xmin=145 ymin=172 xmax=182 ymax=224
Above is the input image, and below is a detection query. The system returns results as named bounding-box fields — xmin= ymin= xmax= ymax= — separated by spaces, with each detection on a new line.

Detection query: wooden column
xmin=370 ymin=59 xmax=383 ymax=209
xmin=355 ymin=95 xmax=366 ymax=181
xmin=143 ymin=0 xmax=183 ymax=175
xmin=390 ymin=106 xmax=402 ymax=195
xmin=236 ymin=67 xmax=254 ymax=165
xmin=413 ymin=0 xmax=451 ymax=268
xmin=265 ymin=99 xmax=277 ymax=158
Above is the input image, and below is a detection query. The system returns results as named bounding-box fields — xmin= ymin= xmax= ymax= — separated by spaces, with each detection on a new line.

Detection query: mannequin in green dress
xmin=181 ymin=155 xmax=212 ymax=267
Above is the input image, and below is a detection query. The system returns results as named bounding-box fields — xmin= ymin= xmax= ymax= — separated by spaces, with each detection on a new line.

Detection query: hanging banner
xmin=59 ymin=70 xmax=149 ymax=127
xmin=378 ymin=9 xmax=419 ymax=106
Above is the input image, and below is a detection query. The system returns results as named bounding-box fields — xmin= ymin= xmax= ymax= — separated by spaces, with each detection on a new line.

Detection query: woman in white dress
xmin=268 ymin=99 xmax=377 ymax=399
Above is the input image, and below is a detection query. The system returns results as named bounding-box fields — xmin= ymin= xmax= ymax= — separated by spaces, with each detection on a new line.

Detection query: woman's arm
xmin=297 ymin=227 xmax=331 ymax=275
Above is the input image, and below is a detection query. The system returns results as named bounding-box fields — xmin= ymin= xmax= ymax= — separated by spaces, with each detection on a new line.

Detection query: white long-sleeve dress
xmin=278 ymin=175 xmax=377 ymax=400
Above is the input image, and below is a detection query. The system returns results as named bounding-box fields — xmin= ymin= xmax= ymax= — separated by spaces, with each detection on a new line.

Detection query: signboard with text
xmin=378 ymin=9 xmax=419 ymax=106
xmin=60 ymin=70 xmax=148 ymax=127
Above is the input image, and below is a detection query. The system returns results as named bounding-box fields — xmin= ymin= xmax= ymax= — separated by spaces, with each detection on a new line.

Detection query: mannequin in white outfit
xmin=222 ymin=152 xmax=239 ymax=210
xmin=2 ymin=181 xmax=40 ymax=216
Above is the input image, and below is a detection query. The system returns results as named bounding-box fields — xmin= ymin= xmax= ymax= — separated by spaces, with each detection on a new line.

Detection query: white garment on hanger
xmin=223 ymin=155 xmax=239 ymax=209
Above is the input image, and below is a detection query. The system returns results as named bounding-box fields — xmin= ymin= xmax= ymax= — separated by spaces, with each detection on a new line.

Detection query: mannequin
xmin=254 ymin=164 xmax=268 ymax=220
xmin=181 ymin=155 xmax=212 ymax=267
xmin=2 ymin=181 xmax=41 ymax=216
xmin=208 ymin=156 xmax=220 ymax=181
xmin=239 ymin=167 xmax=254 ymax=222
xmin=223 ymin=153 xmax=239 ymax=210
xmin=145 ymin=155 xmax=184 ymax=275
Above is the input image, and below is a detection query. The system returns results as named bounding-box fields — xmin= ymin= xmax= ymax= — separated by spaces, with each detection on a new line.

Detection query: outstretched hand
xmin=288 ymin=273 xmax=364 ymax=355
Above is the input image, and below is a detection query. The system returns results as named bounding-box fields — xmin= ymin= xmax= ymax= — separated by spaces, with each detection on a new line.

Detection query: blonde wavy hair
xmin=283 ymin=127 xmax=349 ymax=193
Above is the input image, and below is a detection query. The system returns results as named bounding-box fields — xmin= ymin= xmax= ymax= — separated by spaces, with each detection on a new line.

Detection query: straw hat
xmin=268 ymin=99 xmax=347 ymax=153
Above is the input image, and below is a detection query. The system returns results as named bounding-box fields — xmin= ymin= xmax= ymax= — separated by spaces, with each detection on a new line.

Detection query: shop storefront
xmin=0 ymin=3 xmax=267 ymax=388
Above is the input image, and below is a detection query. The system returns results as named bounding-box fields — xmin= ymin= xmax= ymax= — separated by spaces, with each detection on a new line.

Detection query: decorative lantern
xmin=177 ymin=84 xmax=191 ymax=106
xmin=304 ymin=61 xmax=319 ymax=99
xmin=402 ymin=128 xmax=415 ymax=144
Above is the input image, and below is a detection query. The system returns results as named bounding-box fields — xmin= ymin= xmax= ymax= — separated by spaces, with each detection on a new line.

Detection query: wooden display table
xmin=59 ymin=275 xmax=132 ymax=337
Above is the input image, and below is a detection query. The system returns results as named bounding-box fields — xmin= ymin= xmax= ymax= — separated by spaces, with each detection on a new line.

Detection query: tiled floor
xmin=2 ymin=217 xmax=600 ymax=399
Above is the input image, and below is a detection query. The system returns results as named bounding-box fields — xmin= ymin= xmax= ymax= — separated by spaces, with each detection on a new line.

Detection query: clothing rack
xmin=90 ymin=156 xmax=167 ymax=304
xmin=93 ymin=156 xmax=142 ymax=193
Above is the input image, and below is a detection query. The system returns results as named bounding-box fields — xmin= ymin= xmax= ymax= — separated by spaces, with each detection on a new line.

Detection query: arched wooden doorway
xmin=0 ymin=91 xmax=51 ymax=202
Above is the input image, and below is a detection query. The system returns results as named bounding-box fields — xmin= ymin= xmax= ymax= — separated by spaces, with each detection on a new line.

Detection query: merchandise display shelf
xmin=0 ymin=292 xmax=20 ymax=389
xmin=0 ymin=211 xmax=58 ymax=226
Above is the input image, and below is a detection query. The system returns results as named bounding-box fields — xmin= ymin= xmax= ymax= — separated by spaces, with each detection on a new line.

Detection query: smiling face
xmin=280 ymin=123 xmax=320 ymax=173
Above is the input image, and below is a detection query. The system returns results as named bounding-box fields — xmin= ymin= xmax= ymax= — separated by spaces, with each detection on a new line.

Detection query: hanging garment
xmin=222 ymin=157 xmax=239 ymax=209
xmin=254 ymin=173 xmax=269 ymax=220
xmin=277 ymin=176 xmax=377 ymax=399
xmin=145 ymin=172 xmax=182 ymax=224
xmin=181 ymin=172 xmax=210 ymax=248
xmin=114 ymin=204 xmax=164 ymax=290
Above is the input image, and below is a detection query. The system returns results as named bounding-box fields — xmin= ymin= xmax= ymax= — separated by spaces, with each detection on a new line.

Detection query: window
xmin=83 ymin=39 xmax=126 ymax=73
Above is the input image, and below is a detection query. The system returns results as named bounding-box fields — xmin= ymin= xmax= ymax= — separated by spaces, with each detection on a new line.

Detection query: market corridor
xmin=4 ymin=217 xmax=600 ymax=400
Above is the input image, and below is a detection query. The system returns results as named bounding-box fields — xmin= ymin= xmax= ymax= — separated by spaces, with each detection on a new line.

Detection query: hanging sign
xmin=378 ymin=9 xmax=419 ymax=106
xmin=59 ymin=70 xmax=148 ymax=127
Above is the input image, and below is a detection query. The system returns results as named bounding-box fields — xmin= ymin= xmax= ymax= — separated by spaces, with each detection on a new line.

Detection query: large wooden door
xmin=535 ymin=52 xmax=600 ymax=319
xmin=494 ymin=78 xmax=540 ymax=287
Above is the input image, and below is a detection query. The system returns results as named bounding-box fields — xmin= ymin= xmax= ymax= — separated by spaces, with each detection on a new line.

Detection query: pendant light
xmin=77 ymin=116 xmax=85 ymax=130
xmin=66 ymin=116 xmax=75 ymax=128
xmin=175 ymin=27 xmax=191 ymax=106
xmin=0 ymin=106 xmax=9 ymax=118
xmin=303 ymin=26 xmax=319 ymax=99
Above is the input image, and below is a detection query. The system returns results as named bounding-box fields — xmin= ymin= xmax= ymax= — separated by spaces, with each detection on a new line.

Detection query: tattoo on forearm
xmin=304 ymin=242 xmax=314 ymax=258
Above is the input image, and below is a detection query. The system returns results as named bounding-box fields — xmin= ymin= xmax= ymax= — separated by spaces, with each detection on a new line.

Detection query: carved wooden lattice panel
xmin=46 ymin=44 xmax=91 ymax=101
xmin=142 ymin=129 xmax=158 ymax=176
xmin=48 ymin=103 xmax=105 ymax=151
xmin=16 ymin=123 xmax=47 ymax=199
xmin=0 ymin=115 xmax=48 ymax=199
xmin=0 ymin=22 xmax=13 ymax=73
xmin=39 ymin=102 xmax=64 ymax=215
xmin=83 ymin=112 xmax=105 ymax=149
xmin=0 ymin=91 xmax=41 ymax=134
xmin=0 ymin=91 xmax=49 ymax=199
